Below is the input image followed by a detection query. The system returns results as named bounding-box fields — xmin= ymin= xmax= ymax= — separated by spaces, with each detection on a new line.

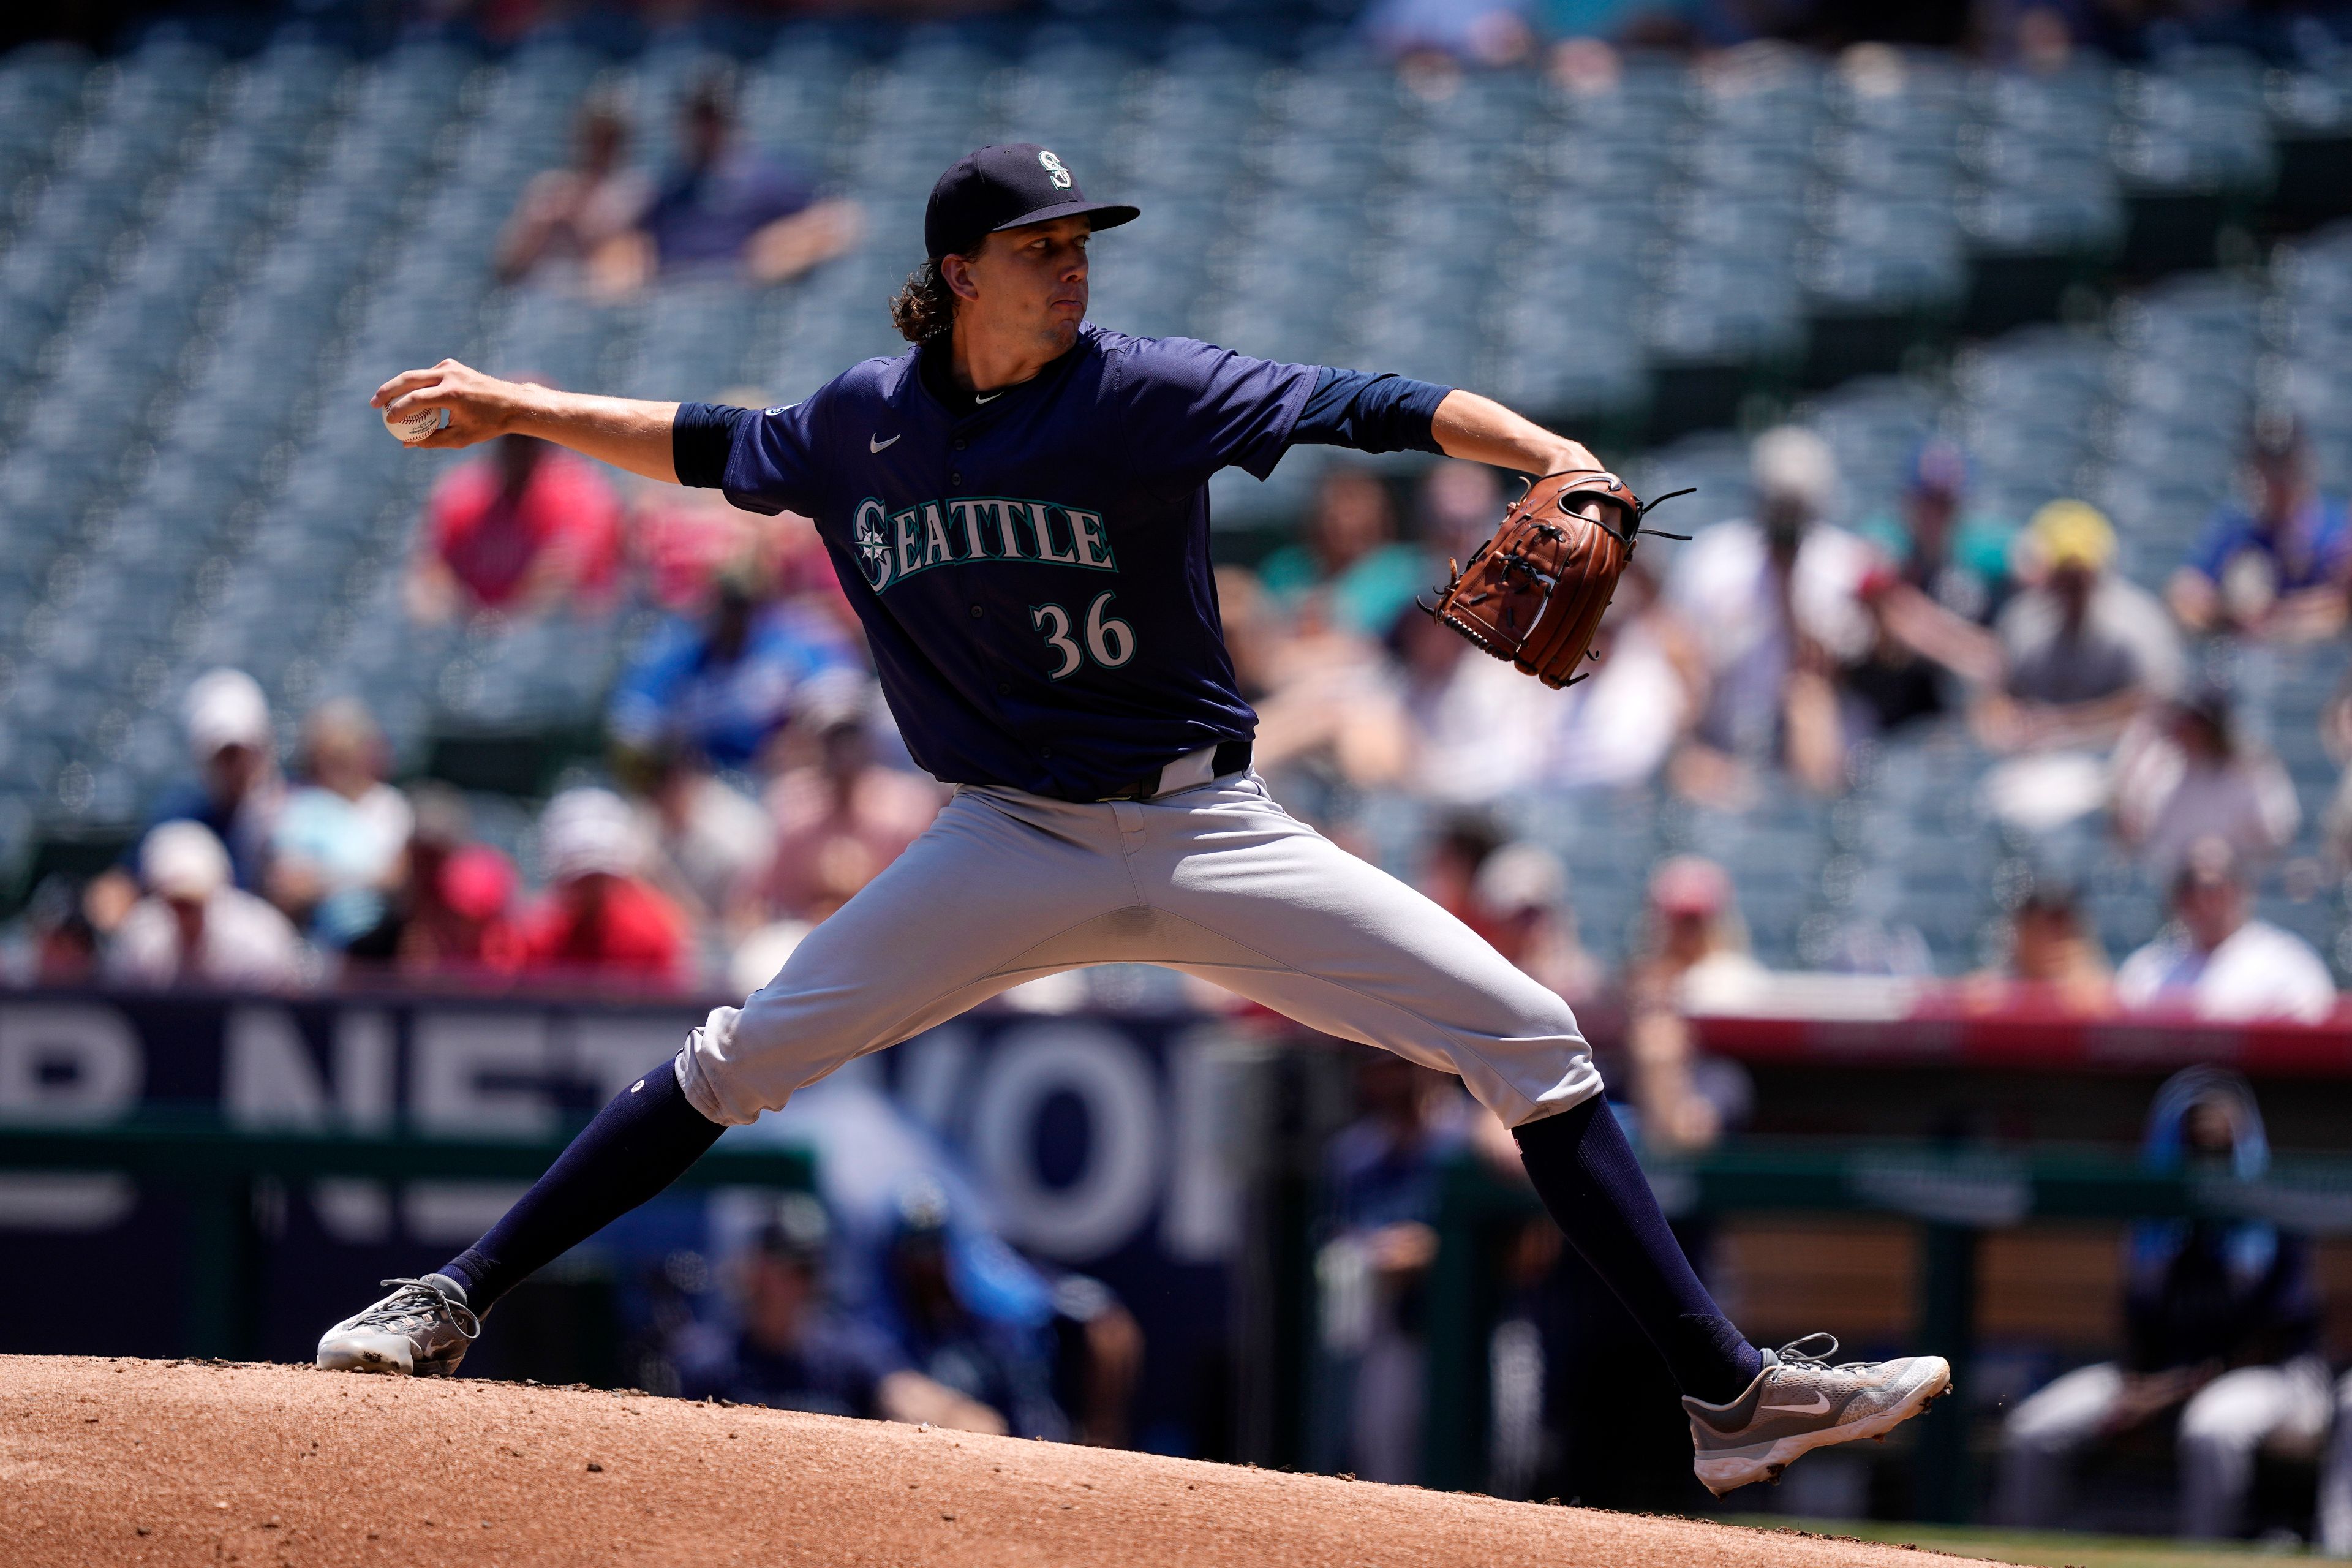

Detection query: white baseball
xmin=383 ymin=404 xmax=448 ymax=445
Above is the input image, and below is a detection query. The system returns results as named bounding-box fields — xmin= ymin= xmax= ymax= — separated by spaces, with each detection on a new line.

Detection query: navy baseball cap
xmin=924 ymin=143 xmax=1139 ymax=262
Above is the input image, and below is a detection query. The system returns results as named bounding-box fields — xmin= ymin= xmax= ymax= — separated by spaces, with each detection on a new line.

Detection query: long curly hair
xmin=889 ymin=260 xmax=956 ymax=345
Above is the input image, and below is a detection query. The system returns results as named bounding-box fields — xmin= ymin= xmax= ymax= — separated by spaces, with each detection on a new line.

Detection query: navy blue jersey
xmin=712 ymin=326 xmax=1317 ymax=797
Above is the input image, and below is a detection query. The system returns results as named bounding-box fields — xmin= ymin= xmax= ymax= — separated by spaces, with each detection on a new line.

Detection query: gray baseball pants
xmin=678 ymin=769 xmax=1598 ymax=1128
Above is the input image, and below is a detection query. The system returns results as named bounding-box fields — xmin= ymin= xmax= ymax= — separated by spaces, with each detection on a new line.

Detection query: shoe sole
xmin=1693 ymin=1362 xmax=1953 ymax=1497
xmin=315 ymin=1345 xmax=466 ymax=1377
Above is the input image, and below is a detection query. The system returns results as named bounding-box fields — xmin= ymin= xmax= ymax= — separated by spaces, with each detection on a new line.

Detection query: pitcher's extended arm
xmin=372 ymin=359 xmax=681 ymax=484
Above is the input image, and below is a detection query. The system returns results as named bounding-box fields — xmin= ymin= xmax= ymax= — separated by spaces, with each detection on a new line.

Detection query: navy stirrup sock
xmin=440 ymin=1059 xmax=725 ymax=1313
xmin=1513 ymin=1093 xmax=1762 ymax=1405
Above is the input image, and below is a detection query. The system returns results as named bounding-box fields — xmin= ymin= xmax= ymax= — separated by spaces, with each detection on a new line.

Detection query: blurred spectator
xmin=1259 ymin=467 xmax=1433 ymax=642
xmin=628 ymin=392 xmax=833 ymax=616
xmin=2168 ymin=413 xmax=2349 ymax=644
xmin=2116 ymin=839 xmax=2336 ymax=1023
xmin=1396 ymin=593 xmax=1558 ymax=805
xmin=267 ymin=698 xmax=413 ymax=954
xmin=637 ymin=745 xmax=775 ymax=935
xmin=409 ymin=426 xmax=624 ymax=621
xmin=744 ymin=677 xmax=943 ymax=927
xmin=1047 ymin=1273 xmax=1146 ymax=1450
xmin=1978 ymin=500 xmax=2184 ymax=752
xmin=1830 ymin=566 xmax=1966 ymax=752
xmin=1818 ymin=489 xmax=2011 ymax=769
xmin=1417 ymin=458 xmax=1505 ymax=567
xmin=1542 ymin=560 xmax=1704 ymax=791
xmin=1419 ymin=812 xmax=1507 ymax=929
xmin=677 ymin=1200 xmax=1005 ymax=1432
xmin=878 ymin=1183 xmax=1068 ymax=1442
xmin=392 ymin=785 xmax=520 ymax=979
xmin=2112 ymin=687 xmax=2299 ymax=885
xmin=404 ymin=843 xmax=522 ymax=980
xmin=1618 ymin=856 xmax=1762 ymax=1151
xmin=1321 ymin=1056 xmax=1480 ymax=1482
xmin=1362 ymin=0 xmax=1538 ymax=65
xmin=1970 ymin=883 xmax=2113 ymax=1014
xmin=617 ymin=79 xmax=861 ymax=288
xmin=608 ymin=578 xmax=858 ymax=773
xmin=1542 ymin=0 xmax=1663 ymax=44
xmin=1400 ymin=558 xmax=1695 ymax=804
xmin=89 ymin=668 xmax=284 ymax=931
xmin=108 ymin=821 xmax=307 ymax=991
xmin=1667 ymin=428 xmax=1877 ymax=799
xmin=1995 ymin=1067 xmax=2325 ymax=1540
xmin=1466 ymin=842 xmax=1605 ymax=1002
xmin=1856 ymin=439 xmax=2016 ymax=626
xmin=1219 ymin=567 xmax=1411 ymax=800
xmin=735 ymin=1077 xmax=1142 ymax=1446
xmin=493 ymin=99 xmax=652 ymax=295
xmin=4 ymin=875 xmax=98 ymax=986
xmin=1976 ymin=502 xmax=2185 ymax=834
xmin=515 ymin=787 xmax=691 ymax=990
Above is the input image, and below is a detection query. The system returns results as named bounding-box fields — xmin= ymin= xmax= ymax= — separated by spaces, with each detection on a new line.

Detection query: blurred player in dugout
xmin=1996 ymin=1066 xmax=2352 ymax=1542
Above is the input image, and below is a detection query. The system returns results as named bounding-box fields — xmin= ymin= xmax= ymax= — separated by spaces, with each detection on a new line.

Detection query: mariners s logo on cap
xmin=923 ymin=143 xmax=1139 ymax=262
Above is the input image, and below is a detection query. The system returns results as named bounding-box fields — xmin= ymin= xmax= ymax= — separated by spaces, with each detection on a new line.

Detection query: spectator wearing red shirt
xmin=408 ymin=428 xmax=623 ymax=620
xmin=517 ymin=788 xmax=692 ymax=991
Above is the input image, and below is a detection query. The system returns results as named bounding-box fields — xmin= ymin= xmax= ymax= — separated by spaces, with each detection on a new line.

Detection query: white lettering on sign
xmin=897 ymin=1025 xmax=975 ymax=1137
xmin=0 ymin=1002 xmax=143 ymax=1122
xmin=0 ymin=1173 xmax=136 ymax=1230
xmin=1161 ymin=1028 xmax=1242 ymax=1263
xmin=225 ymin=1006 xmax=327 ymax=1129
xmin=970 ymin=1022 xmax=1161 ymax=1260
xmin=225 ymin=1006 xmax=395 ymax=1132
xmin=571 ymin=1014 xmax=697 ymax=1104
xmin=410 ymin=1011 xmax=554 ymax=1137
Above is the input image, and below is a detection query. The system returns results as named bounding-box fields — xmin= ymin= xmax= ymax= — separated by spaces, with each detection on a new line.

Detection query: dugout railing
xmin=0 ymin=1113 xmax=814 ymax=1364
xmin=1417 ymin=1140 xmax=2352 ymax=1523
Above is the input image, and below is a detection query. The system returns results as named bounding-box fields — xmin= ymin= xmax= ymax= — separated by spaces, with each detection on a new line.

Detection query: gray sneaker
xmin=315 ymin=1275 xmax=481 ymax=1376
xmin=1683 ymin=1334 xmax=1951 ymax=1496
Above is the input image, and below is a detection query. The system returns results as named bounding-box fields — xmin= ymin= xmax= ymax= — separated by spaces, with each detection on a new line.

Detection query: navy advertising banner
xmin=0 ymin=990 xmax=1247 ymax=1456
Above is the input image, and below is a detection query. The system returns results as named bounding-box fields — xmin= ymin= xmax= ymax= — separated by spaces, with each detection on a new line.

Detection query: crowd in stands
xmin=399 ymin=0 xmax=2351 ymax=71
xmin=8 ymin=375 xmax=2348 ymax=1033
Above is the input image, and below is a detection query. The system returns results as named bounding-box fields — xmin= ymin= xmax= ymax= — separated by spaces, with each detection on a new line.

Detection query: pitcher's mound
xmin=2 ymin=1355 xmax=2004 ymax=1567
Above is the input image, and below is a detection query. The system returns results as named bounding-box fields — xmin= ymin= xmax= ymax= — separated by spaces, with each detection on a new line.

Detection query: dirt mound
xmin=1 ymin=1355 xmax=2003 ymax=1567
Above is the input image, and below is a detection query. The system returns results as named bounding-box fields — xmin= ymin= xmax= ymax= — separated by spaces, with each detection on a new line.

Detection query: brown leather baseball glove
xmin=1425 ymin=469 xmax=1691 ymax=688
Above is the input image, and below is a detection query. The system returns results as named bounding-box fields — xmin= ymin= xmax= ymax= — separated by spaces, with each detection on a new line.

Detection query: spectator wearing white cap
xmin=85 ymin=668 xmax=285 ymax=936
xmin=514 ymin=787 xmax=692 ymax=991
xmin=2116 ymin=839 xmax=2337 ymax=1024
xmin=1665 ymin=428 xmax=1880 ymax=799
xmin=1465 ymin=841 xmax=1604 ymax=1003
xmin=107 ymin=820 xmax=309 ymax=991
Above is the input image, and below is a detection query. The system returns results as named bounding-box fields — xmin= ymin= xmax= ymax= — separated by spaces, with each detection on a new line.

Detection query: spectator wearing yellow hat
xmin=1975 ymin=500 xmax=2184 ymax=756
